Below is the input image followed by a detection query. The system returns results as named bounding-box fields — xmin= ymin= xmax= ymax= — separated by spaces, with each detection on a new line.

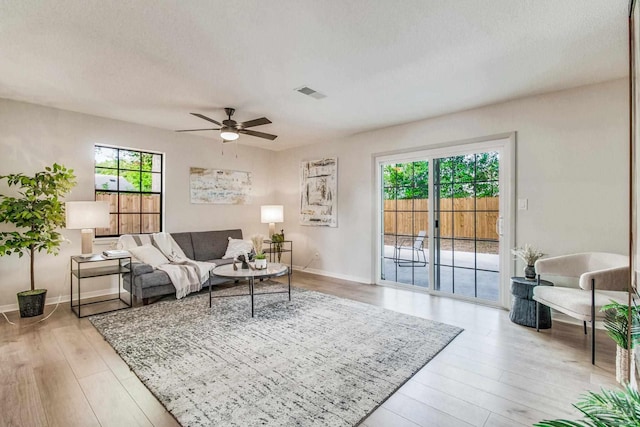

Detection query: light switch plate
xmin=518 ymin=198 xmax=528 ymax=210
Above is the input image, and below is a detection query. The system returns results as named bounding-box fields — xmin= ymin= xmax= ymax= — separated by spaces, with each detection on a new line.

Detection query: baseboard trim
xmin=0 ymin=287 xmax=122 ymax=314
xmin=292 ymin=266 xmax=371 ymax=285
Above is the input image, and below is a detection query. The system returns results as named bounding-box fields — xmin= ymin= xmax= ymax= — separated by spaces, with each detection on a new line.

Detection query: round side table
xmin=509 ymin=276 xmax=552 ymax=328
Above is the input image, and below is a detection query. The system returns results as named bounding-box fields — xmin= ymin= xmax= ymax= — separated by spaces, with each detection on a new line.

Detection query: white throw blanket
xmin=152 ymin=232 xmax=188 ymax=261
xmin=118 ymin=233 xmax=216 ymax=299
xmin=157 ymin=263 xmax=202 ymax=299
xmin=153 ymin=232 xmax=216 ymax=298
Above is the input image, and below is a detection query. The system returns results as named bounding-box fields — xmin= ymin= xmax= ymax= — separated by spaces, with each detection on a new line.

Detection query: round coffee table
xmin=210 ymin=262 xmax=290 ymax=317
xmin=510 ymin=276 xmax=553 ymax=328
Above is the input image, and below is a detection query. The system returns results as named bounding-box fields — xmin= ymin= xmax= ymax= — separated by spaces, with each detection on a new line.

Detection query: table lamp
xmin=261 ymin=205 xmax=284 ymax=237
xmin=65 ymin=201 xmax=111 ymax=256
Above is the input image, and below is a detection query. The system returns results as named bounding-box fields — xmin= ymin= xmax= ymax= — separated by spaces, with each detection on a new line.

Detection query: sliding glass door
xmin=381 ymin=161 xmax=430 ymax=287
xmin=377 ymin=137 xmax=512 ymax=305
xmin=433 ymin=152 xmax=500 ymax=301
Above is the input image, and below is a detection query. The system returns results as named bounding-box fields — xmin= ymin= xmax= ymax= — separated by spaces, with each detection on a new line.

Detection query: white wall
xmin=274 ymin=79 xmax=629 ymax=294
xmin=0 ymin=98 xmax=275 ymax=309
xmin=0 ymin=78 xmax=629 ymax=310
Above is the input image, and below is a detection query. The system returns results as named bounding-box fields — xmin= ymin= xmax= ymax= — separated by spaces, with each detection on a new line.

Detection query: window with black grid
xmin=94 ymin=145 xmax=163 ymax=237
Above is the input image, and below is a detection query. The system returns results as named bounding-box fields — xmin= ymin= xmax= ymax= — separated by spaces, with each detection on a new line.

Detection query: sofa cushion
xmin=128 ymin=262 xmax=154 ymax=275
xmin=191 ymin=229 xmax=242 ymax=261
xmin=171 ymin=232 xmax=195 ymax=259
xmin=134 ymin=270 xmax=173 ymax=288
xmin=533 ymin=287 xmax=628 ymax=321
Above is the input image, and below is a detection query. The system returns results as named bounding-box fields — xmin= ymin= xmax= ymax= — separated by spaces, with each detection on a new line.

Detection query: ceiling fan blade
xmin=239 ymin=117 xmax=271 ymax=128
xmin=175 ymin=128 xmax=219 ymax=132
xmin=239 ymin=129 xmax=278 ymax=140
xmin=190 ymin=113 xmax=222 ymax=126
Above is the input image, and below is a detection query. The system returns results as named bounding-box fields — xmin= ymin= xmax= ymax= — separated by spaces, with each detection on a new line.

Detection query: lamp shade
xmin=65 ymin=201 xmax=110 ymax=229
xmin=261 ymin=205 xmax=284 ymax=223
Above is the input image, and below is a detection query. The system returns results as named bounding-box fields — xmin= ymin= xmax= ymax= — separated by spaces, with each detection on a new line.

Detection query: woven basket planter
xmin=616 ymin=346 xmax=636 ymax=384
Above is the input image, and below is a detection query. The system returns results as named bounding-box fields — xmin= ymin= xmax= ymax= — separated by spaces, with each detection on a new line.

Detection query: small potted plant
xmin=511 ymin=244 xmax=544 ymax=280
xmin=0 ymin=164 xmax=76 ymax=317
xmin=601 ymin=301 xmax=640 ymax=384
xmin=271 ymin=230 xmax=285 ymax=263
xmin=254 ymin=252 xmax=267 ymax=269
xmin=251 ymin=234 xmax=267 ymax=269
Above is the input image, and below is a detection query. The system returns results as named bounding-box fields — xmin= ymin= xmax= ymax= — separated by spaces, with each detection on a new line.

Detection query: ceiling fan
xmin=175 ymin=108 xmax=277 ymax=142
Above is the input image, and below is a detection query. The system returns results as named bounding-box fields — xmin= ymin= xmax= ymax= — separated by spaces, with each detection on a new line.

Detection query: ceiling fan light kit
xmin=176 ymin=107 xmax=277 ymax=143
xmin=220 ymin=126 xmax=239 ymax=140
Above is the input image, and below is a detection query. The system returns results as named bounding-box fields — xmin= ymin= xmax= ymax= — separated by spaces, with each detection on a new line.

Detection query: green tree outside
xmin=383 ymin=152 xmax=499 ymax=200
xmin=95 ymin=147 xmax=159 ymax=191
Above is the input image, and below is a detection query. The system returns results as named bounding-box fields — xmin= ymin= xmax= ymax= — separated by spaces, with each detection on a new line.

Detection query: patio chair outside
xmin=394 ymin=230 xmax=427 ymax=267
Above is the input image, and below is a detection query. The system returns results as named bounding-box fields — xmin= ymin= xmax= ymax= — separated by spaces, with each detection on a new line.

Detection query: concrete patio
xmin=382 ymin=245 xmax=500 ymax=301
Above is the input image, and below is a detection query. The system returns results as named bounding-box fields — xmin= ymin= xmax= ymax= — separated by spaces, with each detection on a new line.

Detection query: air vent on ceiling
xmin=295 ymin=86 xmax=326 ymax=100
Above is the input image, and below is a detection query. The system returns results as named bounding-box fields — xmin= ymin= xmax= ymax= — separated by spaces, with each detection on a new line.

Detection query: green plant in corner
xmin=602 ymin=301 xmax=640 ymax=349
xmin=601 ymin=301 xmax=640 ymax=385
xmin=0 ymin=163 xmax=76 ymax=317
xmin=535 ymin=384 xmax=640 ymax=427
xmin=535 ymin=303 xmax=640 ymax=426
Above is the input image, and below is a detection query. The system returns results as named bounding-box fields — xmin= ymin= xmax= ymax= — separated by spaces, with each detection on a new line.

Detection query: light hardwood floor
xmin=0 ymin=271 xmax=621 ymax=427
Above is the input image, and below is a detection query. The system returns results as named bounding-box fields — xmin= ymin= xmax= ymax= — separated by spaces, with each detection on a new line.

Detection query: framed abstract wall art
xmin=190 ymin=167 xmax=252 ymax=204
xmin=300 ymin=157 xmax=337 ymax=227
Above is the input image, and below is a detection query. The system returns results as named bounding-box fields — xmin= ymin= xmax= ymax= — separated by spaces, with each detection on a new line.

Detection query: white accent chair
xmin=393 ymin=231 xmax=427 ymax=267
xmin=533 ymin=252 xmax=629 ymax=364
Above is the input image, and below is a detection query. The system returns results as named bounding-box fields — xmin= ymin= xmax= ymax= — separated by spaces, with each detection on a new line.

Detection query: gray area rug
xmin=90 ymin=283 xmax=462 ymax=427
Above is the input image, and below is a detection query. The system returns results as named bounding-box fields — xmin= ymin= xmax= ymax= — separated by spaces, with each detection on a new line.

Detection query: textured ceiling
xmin=0 ymin=1 xmax=628 ymax=150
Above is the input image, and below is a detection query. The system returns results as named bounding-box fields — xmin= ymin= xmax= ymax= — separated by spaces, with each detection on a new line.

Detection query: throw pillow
xmin=222 ymin=237 xmax=254 ymax=259
xmin=128 ymin=244 xmax=170 ymax=268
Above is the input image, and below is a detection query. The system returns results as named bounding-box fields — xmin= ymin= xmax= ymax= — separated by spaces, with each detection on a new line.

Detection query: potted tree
xmin=601 ymin=301 xmax=640 ymax=384
xmin=0 ymin=163 xmax=76 ymax=317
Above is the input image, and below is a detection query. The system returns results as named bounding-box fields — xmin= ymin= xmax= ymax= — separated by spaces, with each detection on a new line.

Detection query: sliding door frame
xmin=374 ymin=132 xmax=516 ymax=308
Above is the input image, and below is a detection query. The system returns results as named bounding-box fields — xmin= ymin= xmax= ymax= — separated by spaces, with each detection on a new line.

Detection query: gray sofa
xmin=123 ymin=229 xmax=243 ymax=304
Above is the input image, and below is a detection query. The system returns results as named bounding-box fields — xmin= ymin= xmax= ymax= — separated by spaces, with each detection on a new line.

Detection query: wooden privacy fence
xmin=95 ymin=193 xmax=161 ymax=236
xmin=384 ymin=197 xmax=499 ymax=240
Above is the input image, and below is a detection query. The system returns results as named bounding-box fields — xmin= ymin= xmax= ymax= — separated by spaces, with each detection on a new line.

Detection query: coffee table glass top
xmin=212 ymin=262 xmax=288 ymax=279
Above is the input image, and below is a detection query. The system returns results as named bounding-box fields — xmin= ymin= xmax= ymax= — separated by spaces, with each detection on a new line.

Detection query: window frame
xmin=94 ymin=145 xmax=164 ymax=237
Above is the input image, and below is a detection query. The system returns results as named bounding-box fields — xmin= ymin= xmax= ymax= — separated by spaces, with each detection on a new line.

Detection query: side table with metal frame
xmin=70 ymin=254 xmax=133 ymax=318
xmin=263 ymin=239 xmax=293 ymax=271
